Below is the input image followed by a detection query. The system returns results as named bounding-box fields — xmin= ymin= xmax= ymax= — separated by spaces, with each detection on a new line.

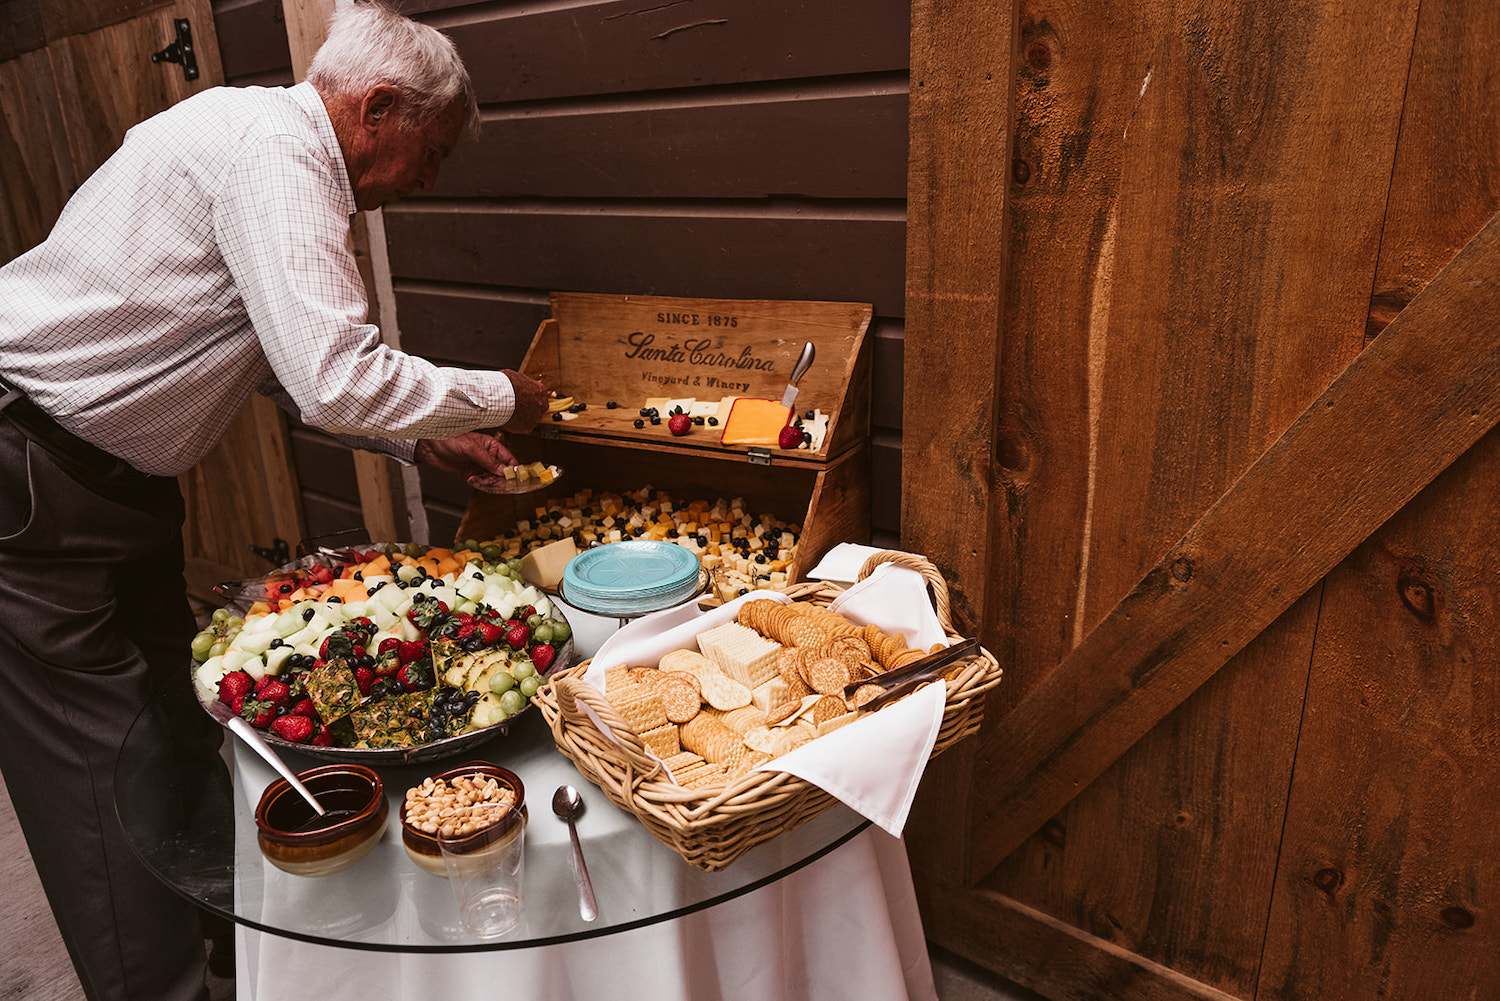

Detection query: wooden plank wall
xmin=210 ymin=0 xmax=909 ymax=548
xmin=908 ymin=1 xmax=1500 ymax=1000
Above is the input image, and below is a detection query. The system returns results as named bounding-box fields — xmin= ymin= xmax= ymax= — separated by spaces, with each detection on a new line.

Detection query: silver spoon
xmin=551 ymin=784 xmax=598 ymax=922
xmin=228 ymin=715 xmax=327 ymax=817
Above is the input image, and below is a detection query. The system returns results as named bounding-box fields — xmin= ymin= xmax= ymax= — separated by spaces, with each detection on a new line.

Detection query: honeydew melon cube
xmin=395 ymin=563 xmax=422 ymax=584
xmin=283 ymin=622 xmax=322 ymax=649
xmin=234 ymin=630 xmax=274 ymax=657
xmin=399 ymin=617 xmax=423 ymax=643
xmin=263 ymin=645 xmax=295 ymax=676
xmin=221 ymin=649 xmax=256 ymax=674
xmin=340 ymin=600 xmax=369 ymax=619
xmin=458 ymin=578 xmax=487 ymax=602
xmin=292 ymin=642 xmax=320 ymax=660
xmin=517 ymin=585 xmax=539 ymax=606
xmin=361 ymin=574 xmax=394 ymax=589
xmin=428 ymin=585 xmax=459 ymax=609
xmin=368 ymin=604 xmax=399 ymax=631
xmin=274 ymin=608 xmax=308 ymax=638
xmin=374 ymin=584 xmax=407 ymax=614
xmin=194 ymin=656 xmax=227 ymax=691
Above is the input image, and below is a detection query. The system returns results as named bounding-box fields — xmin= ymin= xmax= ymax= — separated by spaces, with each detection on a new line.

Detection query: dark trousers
xmin=0 ymin=418 xmax=218 ymax=1001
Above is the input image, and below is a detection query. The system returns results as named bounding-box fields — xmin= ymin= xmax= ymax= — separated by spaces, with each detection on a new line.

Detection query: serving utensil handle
xmin=567 ymin=820 xmax=599 ymax=921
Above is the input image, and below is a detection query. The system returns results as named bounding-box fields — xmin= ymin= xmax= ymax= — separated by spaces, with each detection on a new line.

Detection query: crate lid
xmin=520 ymin=292 xmax=873 ymax=465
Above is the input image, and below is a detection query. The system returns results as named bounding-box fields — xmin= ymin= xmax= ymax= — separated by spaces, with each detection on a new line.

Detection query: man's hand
xmin=414 ymin=432 xmax=520 ymax=493
xmin=502 ymin=369 xmax=548 ymax=432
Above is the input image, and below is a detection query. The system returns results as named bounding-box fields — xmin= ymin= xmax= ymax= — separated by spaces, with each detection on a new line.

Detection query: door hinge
xmin=747 ymin=447 xmax=772 ymax=466
xmin=151 ymin=19 xmax=199 ymax=82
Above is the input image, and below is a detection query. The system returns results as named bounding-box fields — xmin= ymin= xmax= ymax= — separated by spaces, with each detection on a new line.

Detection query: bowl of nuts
xmin=399 ymin=761 xmax=526 ymax=877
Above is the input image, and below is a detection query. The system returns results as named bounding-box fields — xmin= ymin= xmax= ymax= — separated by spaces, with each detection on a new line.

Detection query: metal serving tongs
xmin=848 ymin=636 xmax=981 ymax=714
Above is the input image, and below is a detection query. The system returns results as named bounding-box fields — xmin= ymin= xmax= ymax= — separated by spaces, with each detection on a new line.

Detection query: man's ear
xmin=360 ymin=85 xmax=401 ymax=132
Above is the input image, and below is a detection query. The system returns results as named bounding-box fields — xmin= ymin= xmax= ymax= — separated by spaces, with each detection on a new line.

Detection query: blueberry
xmin=269 ymin=638 xmax=284 ymax=649
xmin=634 ymin=418 xmax=644 ymax=429
xmin=552 ymin=412 xmax=563 ymax=421
xmin=707 ymin=417 xmax=718 ymax=426
xmin=606 ymin=401 xmax=618 ymax=409
xmin=302 ymin=608 xmax=316 ymax=621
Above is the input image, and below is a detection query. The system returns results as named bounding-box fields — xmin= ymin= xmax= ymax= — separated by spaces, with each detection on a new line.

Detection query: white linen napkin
xmin=752 ymin=562 xmax=952 ymax=835
xmin=804 ymin=542 xmax=888 ymax=585
xmin=573 ymin=568 xmax=955 ymax=837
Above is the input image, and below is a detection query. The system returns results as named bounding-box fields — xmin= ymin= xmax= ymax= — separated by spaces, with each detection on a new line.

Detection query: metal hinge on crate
xmin=746 ymin=447 xmax=772 ymax=466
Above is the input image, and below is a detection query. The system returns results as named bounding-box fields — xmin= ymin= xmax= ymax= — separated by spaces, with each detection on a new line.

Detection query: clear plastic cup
xmin=437 ymin=808 xmax=526 ymax=938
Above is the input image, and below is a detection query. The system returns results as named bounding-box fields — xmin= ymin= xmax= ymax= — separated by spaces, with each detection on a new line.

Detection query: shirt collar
xmin=289 ymin=81 xmax=356 ymax=217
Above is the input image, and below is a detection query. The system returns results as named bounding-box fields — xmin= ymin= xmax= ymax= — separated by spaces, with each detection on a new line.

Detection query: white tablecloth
xmin=236 ymin=825 xmax=935 ymax=1001
xmin=233 ymin=598 xmax=939 ymax=1000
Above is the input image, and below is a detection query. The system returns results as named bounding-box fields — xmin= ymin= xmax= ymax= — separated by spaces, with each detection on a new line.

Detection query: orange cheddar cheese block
xmin=719 ymin=398 xmax=791 ymax=445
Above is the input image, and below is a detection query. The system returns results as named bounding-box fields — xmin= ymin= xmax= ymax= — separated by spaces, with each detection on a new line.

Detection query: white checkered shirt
xmin=0 ymin=82 xmax=514 ymax=476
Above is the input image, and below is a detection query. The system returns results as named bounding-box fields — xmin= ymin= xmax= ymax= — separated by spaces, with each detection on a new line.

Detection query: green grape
xmin=190 ymin=631 xmax=216 ymax=662
xmin=549 ymin=620 xmax=572 ymax=643
xmin=488 ymin=671 xmax=515 ymax=696
xmin=480 ymin=543 xmax=504 ymax=563
xmin=506 ymin=558 xmax=524 ymax=575
xmin=532 ymin=622 xmax=554 ymax=643
xmin=225 ymin=615 xmax=243 ymax=632
xmin=209 ymin=640 xmax=228 ymax=658
xmin=526 ymin=613 xmax=543 ymax=628
xmin=511 ymin=661 xmax=536 ymax=681
xmin=211 ymin=608 xmax=231 ymax=625
xmin=404 ymin=542 xmax=426 ymax=557
xmin=498 ymin=689 xmax=526 ymax=717
xmin=518 ymin=675 xmax=541 ymax=698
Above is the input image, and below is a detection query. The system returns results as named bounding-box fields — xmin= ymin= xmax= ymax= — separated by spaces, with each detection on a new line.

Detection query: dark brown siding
xmin=211 ymin=0 xmax=908 ymax=547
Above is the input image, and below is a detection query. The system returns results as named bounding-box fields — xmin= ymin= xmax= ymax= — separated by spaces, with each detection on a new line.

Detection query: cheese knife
xmin=779 ymin=341 xmax=816 ymax=418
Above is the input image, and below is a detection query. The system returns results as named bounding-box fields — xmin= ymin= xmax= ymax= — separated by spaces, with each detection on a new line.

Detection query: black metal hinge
xmin=151 ymin=19 xmax=199 ymax=82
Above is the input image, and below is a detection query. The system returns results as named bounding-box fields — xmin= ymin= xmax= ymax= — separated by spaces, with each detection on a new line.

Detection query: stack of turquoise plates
xmin=561 ymin=540 xmax=702 ymax=615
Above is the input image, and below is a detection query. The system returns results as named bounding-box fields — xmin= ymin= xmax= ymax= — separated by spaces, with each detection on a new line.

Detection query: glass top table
xmin=115 ymin=678 xmax=869 ymax=953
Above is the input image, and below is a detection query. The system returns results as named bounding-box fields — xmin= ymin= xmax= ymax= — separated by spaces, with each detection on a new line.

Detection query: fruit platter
xmin=190 ymin=542 xmax=574 ymax=764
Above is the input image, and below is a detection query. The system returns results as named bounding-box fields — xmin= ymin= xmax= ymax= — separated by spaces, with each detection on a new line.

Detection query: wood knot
xmin=1397 ymin=573 xmax=1436 ymax=620
xmin=1311 ymin=867 xmax=1343 ymax=895
xmin=1012 ymin=158 xmax=1032 ymax=185
xmin=1171 ymin=558 xmax=1194 ymax=583
xmin=1441 ymin=906 xmax=1475 ymax=929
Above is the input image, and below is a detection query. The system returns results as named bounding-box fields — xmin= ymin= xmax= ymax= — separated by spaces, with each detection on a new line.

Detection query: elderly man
xmin=0 ymin=4 xmax=539 ymax=999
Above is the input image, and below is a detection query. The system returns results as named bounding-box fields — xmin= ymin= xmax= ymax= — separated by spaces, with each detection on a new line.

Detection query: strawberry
xmin=270 ymin=714 xmax=315 ymax=743
xmin=239 ymin=698 xmax=276 ymax=729
xmin=289 ymin=698 xmax=316 ymax=718
xmin=505 ymin=623 xmax=530 ymax=649
xmin=517 ymin=606 xmax=536 ymax=621
xmin=398 ymin=640 xmax=428 ymax=664
xmin=668 ymin=413 xmax=691 ymax=436
xmin=257 ymin=679 xmax=292 ymax=708
xmin=374 ymin=651 xmax=401 ymax=677
xmin=378 ymin=637 xmax=401 ymax=656
xmin=354 ymin=666 xmax=375 ymax=695
xmin=217 ymin=670 xmax=254 ymax=707
xmin=476 ymin=621 xmax=503 ymax=647
xmin=529 ymin=643 xmax=556 ymax=673
xmin=778 ymin=423 xmax=803 ymax=450
xmin=310 ymin=725 xmax=335 ymax=747
xmin=397 ymin=660 xmax=433 ymax=692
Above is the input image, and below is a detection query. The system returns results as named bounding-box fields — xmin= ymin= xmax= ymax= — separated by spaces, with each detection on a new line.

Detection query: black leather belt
xmin=0 ymin=380 xmax=137 ymax=481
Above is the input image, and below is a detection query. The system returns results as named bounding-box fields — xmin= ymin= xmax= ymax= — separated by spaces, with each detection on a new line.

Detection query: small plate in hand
xmin=492 ymin=461 xmax=562 ymax=495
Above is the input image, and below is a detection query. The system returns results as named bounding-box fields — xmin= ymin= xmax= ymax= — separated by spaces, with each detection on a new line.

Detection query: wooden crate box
xmin=457 ymin=292 xmax=873 ymax=584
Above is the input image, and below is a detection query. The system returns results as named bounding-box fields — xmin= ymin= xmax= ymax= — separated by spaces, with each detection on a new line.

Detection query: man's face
xmin=348 ymin=97 xmax=465 ymax=212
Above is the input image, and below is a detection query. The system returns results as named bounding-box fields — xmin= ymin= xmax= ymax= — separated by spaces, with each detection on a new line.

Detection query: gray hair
xmin=307 ymin=2 xmax=480 ymax=136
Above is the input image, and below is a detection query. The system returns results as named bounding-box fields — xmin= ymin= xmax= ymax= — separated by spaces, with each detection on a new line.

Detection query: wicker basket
xmin=532 ymin=550 xmax=1002 ymax=871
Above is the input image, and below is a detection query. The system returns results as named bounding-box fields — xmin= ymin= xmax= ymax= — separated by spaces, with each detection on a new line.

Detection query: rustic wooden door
xmin=0 ymin=0 xmax=304 ymax=601
xmin=905 ymin=0 xmax=1500 ymax=998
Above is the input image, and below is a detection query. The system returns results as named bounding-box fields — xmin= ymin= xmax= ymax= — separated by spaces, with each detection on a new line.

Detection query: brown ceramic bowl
xmin=398 ymin=761 xmax=526 ymax=877
xmin=254 ymin=763 xmax=388 ymax=877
